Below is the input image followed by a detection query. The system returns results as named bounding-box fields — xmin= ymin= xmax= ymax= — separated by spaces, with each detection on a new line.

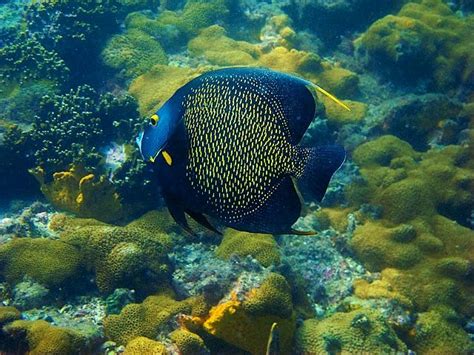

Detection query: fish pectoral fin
xmin=186 ymin=210 xmax=222 ymax=235
xmin=288 ymin=228 xmax=318 ymax=236
xmin=162 ymin=150 xmax=173 ymax=166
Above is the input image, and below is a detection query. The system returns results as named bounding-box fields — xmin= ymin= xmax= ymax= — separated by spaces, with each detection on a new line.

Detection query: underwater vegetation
xmin=0 ymin=0 xmax=473 ymax=354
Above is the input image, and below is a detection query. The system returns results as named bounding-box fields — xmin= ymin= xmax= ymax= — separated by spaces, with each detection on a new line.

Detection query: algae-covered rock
xmin=0 ymin=238 xmax=82 ymax=288
xmin=0 ymin=306 xmax=20 ymax=325
xmin=215 ymin=229 xmax=280 ymax=267
xmin=295 ymin=309 xmax=407 ymax=353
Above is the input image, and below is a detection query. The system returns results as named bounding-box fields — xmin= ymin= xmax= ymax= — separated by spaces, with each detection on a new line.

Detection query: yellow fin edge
xmin=313 ymin=84 xmax=351 ymax=111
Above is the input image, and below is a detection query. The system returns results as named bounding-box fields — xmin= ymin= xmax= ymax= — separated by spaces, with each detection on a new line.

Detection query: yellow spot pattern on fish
xmin=183 ymin=74 xmax=305 ymax=223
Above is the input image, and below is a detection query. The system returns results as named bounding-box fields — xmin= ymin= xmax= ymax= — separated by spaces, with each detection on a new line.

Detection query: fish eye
xmin=149 ymin=114 xmax=159 ymax=126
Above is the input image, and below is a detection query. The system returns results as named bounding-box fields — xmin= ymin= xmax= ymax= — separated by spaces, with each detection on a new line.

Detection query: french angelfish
xmin=137 ymin=67 xmax=347 ymax=235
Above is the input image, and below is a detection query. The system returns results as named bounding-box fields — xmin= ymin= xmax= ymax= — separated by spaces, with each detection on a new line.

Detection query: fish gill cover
xmin=0 ymin=0 xmax=473 ymax=354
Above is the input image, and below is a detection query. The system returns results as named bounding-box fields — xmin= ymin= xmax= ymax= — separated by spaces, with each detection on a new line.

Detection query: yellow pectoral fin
xmin=162 ymin=150 xmax=173 ymax=166
xmin=313 ymin=84 xmax=351 ymax=111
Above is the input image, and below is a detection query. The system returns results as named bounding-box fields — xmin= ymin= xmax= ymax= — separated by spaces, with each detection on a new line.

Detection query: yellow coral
xmin=215 ymin=229 xmax=280 ymax=267
xmin=323 ymin=97 xmax=367 ymax=126
xmin=0 ymin=238 xmax=82 ymax=288
xmin=5 ymin=320 xmax=88 ymax=355
xmin=295 ymin=309 xmax=407 ymax=353
xmin=129 ymin=64 xmax=208 ymax=115
xmin=31 ymin=165 xmax=123 ymax=223
xmin=123 ymin=337 xmax=167 ymax=355
xmin=104 ymin=291 xmax=192 ymax=345
xmin=170 ymin=329 xmax=207 ymax=355
xmin=201 ymin=273 xmax=295 ymax=354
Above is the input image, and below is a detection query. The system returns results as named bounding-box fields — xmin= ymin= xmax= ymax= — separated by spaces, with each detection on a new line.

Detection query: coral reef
xmin=0 ymin=238 xmax=82 ymax=288
xmin=59 ymin=212 xmax=173 ymax=293
xmin=295 ymin=308 xmax=407 ymax=353
xmin=200 ymin=272 xmax=296 ymax=354
xmin=102 ymin=28 xmax=168 ymax=79
xmin=104 ymin=290 xmax=191 ymax=345
xmin=216 ymin=229 xmax=280 ymax=267
xmin=31 ymin=166 xmax=125 ymax=223
xmin=4 ymin=320 xmax=93 ymax=355
xmin=356 ymin=0 xmax=474 ymax=90
xmin=123 ymin=336 xmax=167 ymax=354
xmin=25 ymin=85 xmax=140 ymax=176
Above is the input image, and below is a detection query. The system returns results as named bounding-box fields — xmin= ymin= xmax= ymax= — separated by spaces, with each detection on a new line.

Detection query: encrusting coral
xmin=355 ymin=0 xmax=474 ymax=90
xmin=215 ymin=229 xmax=280 ymax=267
xmin=123 ymin=336 xmax=167 ymax=355
xmin=4 ymin=320 xmax=91 ymax=355
xmin=295 ymin=308 xmax=407 ymax=353
xmin=58 ymin=212 xmax=173 ymax=293
xmin=342 ymin=135 xmax=474 ymax=352
xmin=0 ymin=238 xmax=82 ymax=289
xmin=104 ymin=290 xmax=192 ymax=345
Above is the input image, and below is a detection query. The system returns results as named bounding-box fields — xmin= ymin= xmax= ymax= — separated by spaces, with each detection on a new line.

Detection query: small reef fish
xmin=137 ymin=67 xmax=347 ymax=235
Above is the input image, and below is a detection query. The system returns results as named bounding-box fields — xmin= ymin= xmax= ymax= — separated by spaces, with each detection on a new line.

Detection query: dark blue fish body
xmin=137 ymin=67 xmax=345 ymax=234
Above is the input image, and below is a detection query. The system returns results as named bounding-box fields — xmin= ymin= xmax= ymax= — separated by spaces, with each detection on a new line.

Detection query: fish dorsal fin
xmin=312 ymin=84 xmax=351 ymax=111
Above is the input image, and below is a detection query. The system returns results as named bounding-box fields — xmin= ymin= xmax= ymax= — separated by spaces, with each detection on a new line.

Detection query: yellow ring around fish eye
xmin=150 ymin=114 xmax=159 ymax=126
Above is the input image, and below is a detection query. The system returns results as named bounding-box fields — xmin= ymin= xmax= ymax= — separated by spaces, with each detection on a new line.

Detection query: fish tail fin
xmin=295 ymin=145 xmax=346 ymax=202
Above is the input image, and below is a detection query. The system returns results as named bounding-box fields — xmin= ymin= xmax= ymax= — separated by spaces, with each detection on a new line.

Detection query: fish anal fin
xmin=288 ymin=228 xmax=318 ymax=236
xmin=166 ymin=198 xmax=197 ymax=237
xmin=186 ymin=210 xmax=222 ymax=235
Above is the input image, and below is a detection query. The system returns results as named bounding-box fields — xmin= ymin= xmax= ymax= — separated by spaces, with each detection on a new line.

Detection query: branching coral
xmin=26 ymin=85 xmax=140 ymax=176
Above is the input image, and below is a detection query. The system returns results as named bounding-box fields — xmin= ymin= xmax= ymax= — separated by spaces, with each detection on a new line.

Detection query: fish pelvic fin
xmin=312 ymin=84 xmax=351 ymax=111
xmin=295 ymin=145 xmax=346 ymax=202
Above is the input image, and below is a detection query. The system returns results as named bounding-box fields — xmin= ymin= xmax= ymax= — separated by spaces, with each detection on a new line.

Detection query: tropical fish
xmin=137 ymin=67 xmax=346 ymax=235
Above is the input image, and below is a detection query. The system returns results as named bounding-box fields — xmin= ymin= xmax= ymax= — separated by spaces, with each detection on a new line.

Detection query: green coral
xmin=215 ymin=229 xmax=280 ymax=267
xmin=409 ymin=309 xmax=473 ymax=354
xmin=242 ymin=273 xmax=293 ymax=318
xmin=188 ymin=25 xmax=260 ymax=66
xmin=102 ymin=28 xmax=168 ymax=79
xmin=0 ymin=238 xmax=82 ymax=288
xmin=170 ymin=329 xmax=207 ymax=355
xmin=104 ymin=290 xmax=192 ymax=345
xmin=60 ymin=213 xmax=173 ymax=293
xmin=295 ymin=309 xmax=407 ymax=353
xmin=4 ymin=320 xmax=90 ymax=355
xmin=356 ymin=0 xmax=474 ymax=90
xmin=0 ymin=306 xmax=20 ymax=325
xmin=347 ymin=136 xmax=474 ymax=318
